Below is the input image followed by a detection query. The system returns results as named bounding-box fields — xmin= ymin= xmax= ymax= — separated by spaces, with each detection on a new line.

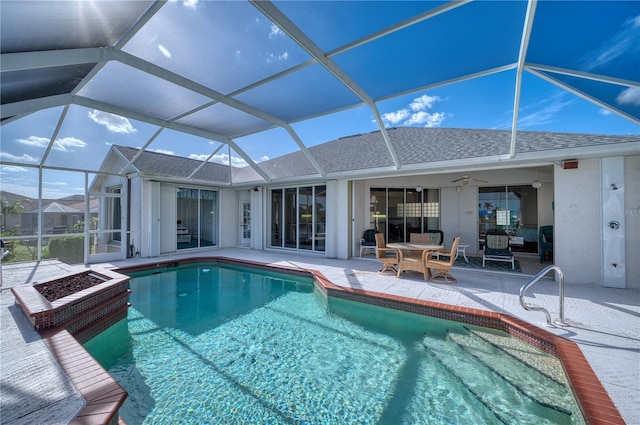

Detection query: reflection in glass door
xmin=478 ymin=185 xmax=538 ymax=252
xmin=270 ymin=186 xmax=326 ymax=252
xmin=370 ymin=187 xmax=440 ymax=244
xmin=177 ymin=188 xmax=217 ymax=250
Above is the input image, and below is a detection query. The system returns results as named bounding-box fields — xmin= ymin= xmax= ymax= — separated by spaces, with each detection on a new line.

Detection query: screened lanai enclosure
xmin=1 ymin=0 xmax=638 ymax=265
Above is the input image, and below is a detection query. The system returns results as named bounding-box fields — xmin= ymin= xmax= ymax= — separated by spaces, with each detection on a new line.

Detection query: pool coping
xmin=114 ymin=255 xmax=625 ymax=425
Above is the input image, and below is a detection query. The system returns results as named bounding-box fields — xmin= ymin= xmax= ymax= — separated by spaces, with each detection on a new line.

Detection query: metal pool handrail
xmin=520 ymin=265 xmax=568 ymax=327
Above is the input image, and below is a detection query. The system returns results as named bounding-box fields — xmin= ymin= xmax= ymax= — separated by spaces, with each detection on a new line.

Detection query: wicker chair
xmin=410 ymin=230 xmax=444 ymax=246
xmin=374 ymin=233 xmax=398 ymax=274
xmin=424 ymin=237 xmax=460 ymax=283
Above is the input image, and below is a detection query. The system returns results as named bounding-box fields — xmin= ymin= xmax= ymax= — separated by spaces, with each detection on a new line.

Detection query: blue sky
xmin=1 ymin=0 xmax=639 ymax=200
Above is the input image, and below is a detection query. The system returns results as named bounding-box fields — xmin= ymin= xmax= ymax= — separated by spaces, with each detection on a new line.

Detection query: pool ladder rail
xmin=520 ymin=265 xmax=568 ymax=327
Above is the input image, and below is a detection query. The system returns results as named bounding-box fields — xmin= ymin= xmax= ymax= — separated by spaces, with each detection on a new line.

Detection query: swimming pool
xmin=85 ymin=263 xmax=584 ymax=424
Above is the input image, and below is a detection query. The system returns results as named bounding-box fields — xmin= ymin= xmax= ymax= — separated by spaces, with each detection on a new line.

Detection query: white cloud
xmin=169 ymin=0 xmax=198 ymax=8
xmin=0 ymin=151 xmax=39 ymax=163
xmin=17 ymin=135 xmax=49 ymax=148
xmin=410 ymin=94 xmax=441 ymax=111
xmin=54 ymin=137 xmax=87 ymax=152
xmin=616 ymin=87 xmax=640 ymax=106
xmin=88 ymin=110 xmax=137 ymax=134
xmin=518 ymin=93 xmax=574 ymax=128
xmin=152 ymin=149 xmax=175 ymax=156
xmin=188 ymin=153 xmax=209 ymax=161
xmin=266 ymin=51 xmax=289 ymax=63
xmin=382 ymin=109 xmax=410 ymax=125
xmin=405 ymin=111 xmax=446 ymax=128
xmin=382 ymin=93 xmax=446 ymax=128
xmin=269 ymin=23 xmax=284 ymax=39
xmin=598 ymin=109 xmax=612 ymax=116
xmin=581 ymin=14 xmax=640 ymax=71
xmin=44 ymin=181 xmax=68 ymax=187
xmin=203 ymin=153 xmax=248 ymax=167
xmin=191 ymin=152 xmax=264 ymax=167
xmin=0 ymin=165 xmax=29 ymax=172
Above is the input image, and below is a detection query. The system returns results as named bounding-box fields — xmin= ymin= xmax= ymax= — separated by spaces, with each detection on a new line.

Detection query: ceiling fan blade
xmin=451 ymin=177 xmax=464 ymax=183
xmin=472 ymin=178 xmax=488 ymax=183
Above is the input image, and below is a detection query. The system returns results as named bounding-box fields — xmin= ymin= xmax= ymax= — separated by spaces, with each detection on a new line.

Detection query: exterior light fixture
xmin=532 ymin=166 xmax=542 ymax=189
xmin=416 ymin=185 xmax=423 ymax=192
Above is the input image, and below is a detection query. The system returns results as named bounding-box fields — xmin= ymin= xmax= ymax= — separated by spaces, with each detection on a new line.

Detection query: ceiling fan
xmin=451 ymin=174 xmax=488 ymax=185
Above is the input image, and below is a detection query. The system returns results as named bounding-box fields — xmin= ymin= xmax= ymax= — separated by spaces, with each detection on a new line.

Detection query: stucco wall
xmin=218 ymin=188 xmax=236 ymax=248
xmin=624 ymin=156 xmax=640 ymax=289
xmin=554 ymin=159 xmax=602 ymax=285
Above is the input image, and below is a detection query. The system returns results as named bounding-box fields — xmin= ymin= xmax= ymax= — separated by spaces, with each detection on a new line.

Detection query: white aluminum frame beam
xmin=250 ymin=0 xmax=401 ymax=170
xmin=509 ymin=0 xmax=537 ymax=158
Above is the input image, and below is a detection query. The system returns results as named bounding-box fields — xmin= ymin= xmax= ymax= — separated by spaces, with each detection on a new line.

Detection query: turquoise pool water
xmin=85 ymin=264 xmax=584 ymax=424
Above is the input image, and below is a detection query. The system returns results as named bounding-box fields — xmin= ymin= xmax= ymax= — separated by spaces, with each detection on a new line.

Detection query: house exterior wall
xmin=326 ymin=179 xmax=350 ymax=259
xmin=219 ymin=188 xmax=236 ymax=248
xmin=624 ymin=155 xmax=640 ymax=289
xmin=555 ymin=159 xmax=602 ymax=285
xmin=250 ymin=188 xmax=263 ymax=250
xmin=140 ymin=180 xmax=161 ymax=258
xmin=555 ymin=156 xmax=639 ymax=288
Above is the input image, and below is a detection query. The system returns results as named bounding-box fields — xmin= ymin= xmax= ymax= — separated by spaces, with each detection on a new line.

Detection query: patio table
xmin=387 ymin=242 xmax=443 ymax=279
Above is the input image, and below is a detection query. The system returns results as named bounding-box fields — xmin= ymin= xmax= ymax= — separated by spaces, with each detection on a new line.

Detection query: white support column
xmin=326 ymin=179 xmax=350 ymax=259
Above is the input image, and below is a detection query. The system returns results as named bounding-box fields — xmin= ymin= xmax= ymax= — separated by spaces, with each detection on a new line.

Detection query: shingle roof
xmin=252 ymin=127 xmax=640 ymax=180
xmin=113 ymin=146 xmax=234 ymax=184
xmin=109 ymin=128 xmax=639 ymax=185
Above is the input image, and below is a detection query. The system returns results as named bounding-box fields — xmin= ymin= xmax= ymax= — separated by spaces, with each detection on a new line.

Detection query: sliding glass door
xmin=270 ymin=186 xmax=326 ymax=252
xmin=177 ymin=188 xmax=217 ymax=250
xmin=369 ymin=187 xmax=440 ymax=243
xmin=478 ymin=185 xmax=538 ymax=252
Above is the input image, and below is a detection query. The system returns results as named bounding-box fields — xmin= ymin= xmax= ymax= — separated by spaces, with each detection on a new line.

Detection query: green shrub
xmin=48 ymin=235 xmax=84 ymax=264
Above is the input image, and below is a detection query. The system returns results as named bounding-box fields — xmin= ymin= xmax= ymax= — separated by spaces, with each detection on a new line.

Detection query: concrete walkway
xmin=1 ymin=260 xmax=86 ymax=425
xmin=1 ymin=251 xmax=638 ymax=424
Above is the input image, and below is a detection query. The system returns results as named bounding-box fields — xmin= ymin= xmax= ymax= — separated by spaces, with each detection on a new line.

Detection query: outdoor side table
xmin=455 ymin=244 xmax=470 ymax=262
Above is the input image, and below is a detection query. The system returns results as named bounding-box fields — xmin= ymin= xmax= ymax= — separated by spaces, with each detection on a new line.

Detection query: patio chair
xmin=374 ymin=233 xmax=398 ymax=274
xmin=359 ymin=228 xmax=378 ymax=257
xmin=482 ymin=231 xmax=514 ymax=269
xmin=410 ymin=230 xmax=444 ymax=246
xmin=425 ymin=237 xmax=460 ymax=283
xmin=539 ymin=225 xmax=553 ymax=263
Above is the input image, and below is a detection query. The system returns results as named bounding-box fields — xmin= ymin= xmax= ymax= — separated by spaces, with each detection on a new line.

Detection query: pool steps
xmin=423 ymin=332 xmax=576 ymax=425
xmin=448 ymin=330 xmax=576 ymax=416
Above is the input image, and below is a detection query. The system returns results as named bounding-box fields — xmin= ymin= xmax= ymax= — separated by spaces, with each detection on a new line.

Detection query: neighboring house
xmin=22 ymin=202 xmax=83 ymax=234
xmin=90 ymin=128 xmax=640 ymax=289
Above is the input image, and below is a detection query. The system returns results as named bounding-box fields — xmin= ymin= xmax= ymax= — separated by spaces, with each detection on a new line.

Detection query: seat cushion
xmin=484 ymin=248 xmax=513 ymax=257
